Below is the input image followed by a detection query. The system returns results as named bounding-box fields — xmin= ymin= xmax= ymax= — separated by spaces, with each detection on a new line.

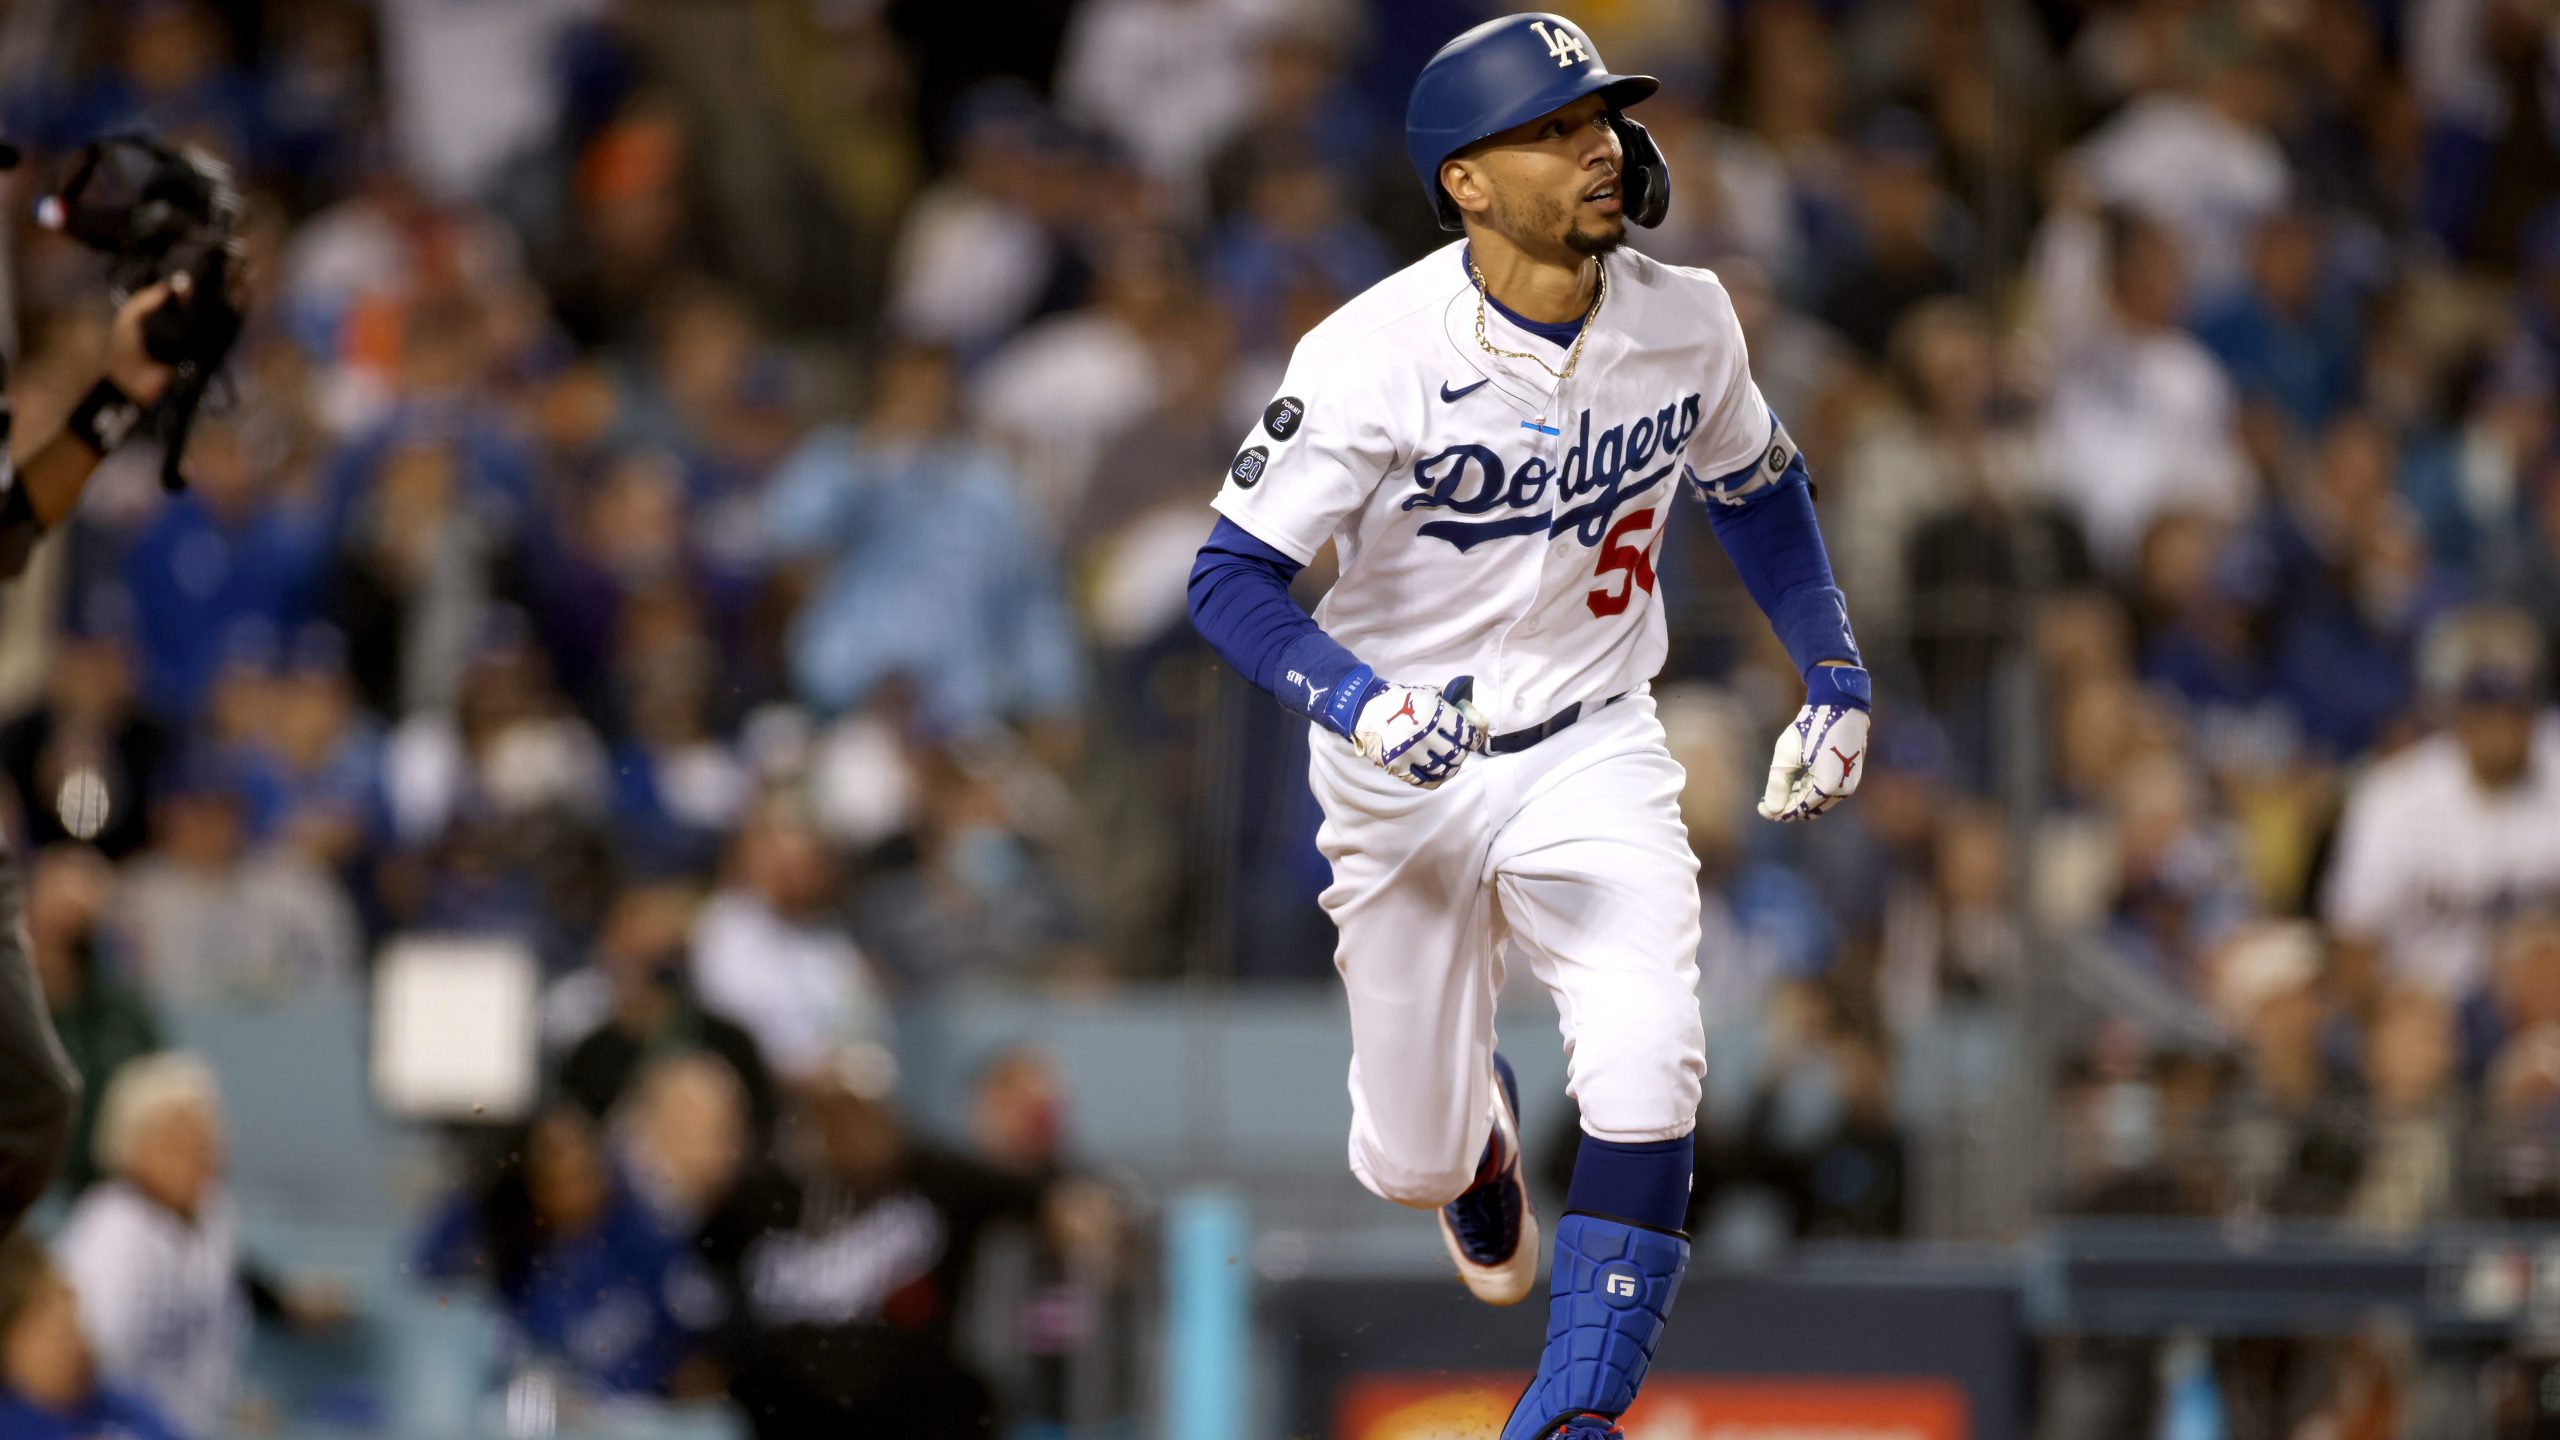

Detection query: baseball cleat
xmin=1440 ymin=1052 xmax=1539 ymax=1305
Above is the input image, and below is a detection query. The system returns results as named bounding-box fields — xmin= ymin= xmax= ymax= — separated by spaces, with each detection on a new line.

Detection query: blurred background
xmin=0 ymin=0 xmax=2555 ymax=1437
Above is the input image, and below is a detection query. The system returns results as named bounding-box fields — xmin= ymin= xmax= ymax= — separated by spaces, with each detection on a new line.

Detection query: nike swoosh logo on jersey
xmin=1439 ymin=378 xmax=1492 ymax=403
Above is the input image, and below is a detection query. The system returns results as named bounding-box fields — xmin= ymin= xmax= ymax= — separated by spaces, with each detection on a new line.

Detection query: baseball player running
xmin=1186 ymin=14 xmax=1869 ymax=1439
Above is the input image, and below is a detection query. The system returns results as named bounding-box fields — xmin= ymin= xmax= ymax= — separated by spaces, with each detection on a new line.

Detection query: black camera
xmin=36 ymin=136 xmax=248 ymax=491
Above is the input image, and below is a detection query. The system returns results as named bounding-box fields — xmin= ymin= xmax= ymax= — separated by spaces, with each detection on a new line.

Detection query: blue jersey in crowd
xmin=0 ymin=1386 xmax=188 ymax=1440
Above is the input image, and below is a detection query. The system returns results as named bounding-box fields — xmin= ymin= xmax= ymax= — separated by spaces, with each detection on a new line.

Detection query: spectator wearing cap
xmin=2324 ymin=608 xmax=2560 ymax=1011
xmin=0 ymin=1233 xmax=186 ymax=1440
xmin=371 ymin=613 xmax=611 ymax=963
xmin=762 ymin=342 xmax=1084 ymax=734
xmin=111 ymin=746 xmax=360 ymax=1005
xmin=603 ymin=622 xmax=752 ymax=881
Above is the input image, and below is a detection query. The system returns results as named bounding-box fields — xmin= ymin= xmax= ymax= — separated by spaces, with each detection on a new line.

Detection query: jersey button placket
xmin=1518 ymin=334 xmax=1598 ymax=674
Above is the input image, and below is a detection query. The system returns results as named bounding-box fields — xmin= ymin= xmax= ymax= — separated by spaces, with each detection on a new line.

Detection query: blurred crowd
xmin=0 ymin=0 xmax=2550 ymax=1436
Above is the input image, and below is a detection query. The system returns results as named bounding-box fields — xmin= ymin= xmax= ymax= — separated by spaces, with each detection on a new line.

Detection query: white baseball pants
xmin=1307 ymin=690 xmax=1707 ymax=1209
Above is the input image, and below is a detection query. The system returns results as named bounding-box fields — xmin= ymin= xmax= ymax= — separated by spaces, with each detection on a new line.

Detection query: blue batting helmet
xmin=1405 ymin=13 xmax=1668 ymax=232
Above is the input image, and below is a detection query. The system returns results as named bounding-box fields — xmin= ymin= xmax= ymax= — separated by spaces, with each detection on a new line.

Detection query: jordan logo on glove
xmin=1759 ymin=664 xmax=1871 ymax=822
xmin=1355 ymin=676 xmax=1488 ymax=789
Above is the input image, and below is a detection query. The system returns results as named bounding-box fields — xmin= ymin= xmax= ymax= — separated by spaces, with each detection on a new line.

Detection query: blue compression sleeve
xmin=1697 ymin=443 xmax=1861 ymax=679
xmin=1187 ymin=517 xmax=1385 ymax=737
xmin=1564 ymin=1133 xmax=1693 ymax=1234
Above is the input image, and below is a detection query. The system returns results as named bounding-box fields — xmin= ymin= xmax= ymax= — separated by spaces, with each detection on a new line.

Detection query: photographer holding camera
xmin=0 ymin=278 xmax=187 ymax=577
xmin=0 ymin=135 xmax=246 ymax=1236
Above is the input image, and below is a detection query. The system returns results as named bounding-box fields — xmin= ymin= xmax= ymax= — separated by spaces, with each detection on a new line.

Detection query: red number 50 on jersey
xmin=1586 ymin=507 xmax=1664 ymax=617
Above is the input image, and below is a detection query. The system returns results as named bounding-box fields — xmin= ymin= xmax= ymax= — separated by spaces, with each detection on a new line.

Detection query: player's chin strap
xmin=1499 ymin=1211 xmax=1690 ymax=1440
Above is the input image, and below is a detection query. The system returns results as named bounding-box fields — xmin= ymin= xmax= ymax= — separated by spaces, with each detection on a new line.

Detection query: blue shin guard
xmin=1497 ymin=1212 xmax=1691 ymax=1440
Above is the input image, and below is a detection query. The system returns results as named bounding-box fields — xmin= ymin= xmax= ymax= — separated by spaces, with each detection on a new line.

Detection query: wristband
xmin=1804 ymin=663 xmax=1872 ymax=713
xmin=65 ymin=377 xmax=145 ymax=458
xmin=1317 ymin=664 xmax=1387 ymax=739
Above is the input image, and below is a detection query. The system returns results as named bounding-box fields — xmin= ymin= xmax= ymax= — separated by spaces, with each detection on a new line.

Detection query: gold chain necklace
xmin=1468 ymin=254 xmax=1605 ymax=384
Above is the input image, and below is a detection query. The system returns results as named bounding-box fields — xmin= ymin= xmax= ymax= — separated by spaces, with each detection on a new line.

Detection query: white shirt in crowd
xmin=689 ymin=892 xmax=889 ymax=1077
xmin=116 ymin=852 xmax=362 ymax=1004
xmin=2040 ymin=322 xmax=2250 ymax=569
xmin=2074 ymin=92 xmax=2288 ymax=301
xmin=1054 ymin=0 xmax=1275 ymax=201
xmin=973 ymin=311 xmax=1162 ymax=532
xmin=54 ymin=1182 xmax=250 ymax=1439
xmin=886 ymin=182 xmax=1053 ymax=353
xmin=374 ymin=0 xmax=604 ymax=201
xmin=2323 ymin=718 xmax=2560 ymax=1000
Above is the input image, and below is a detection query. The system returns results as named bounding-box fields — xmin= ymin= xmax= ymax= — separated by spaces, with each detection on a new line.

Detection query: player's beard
xmin=1495 ymin=186 xmax=1624 ymax=261
xmin=1565 ymin=213 xmax=1625 ymax=258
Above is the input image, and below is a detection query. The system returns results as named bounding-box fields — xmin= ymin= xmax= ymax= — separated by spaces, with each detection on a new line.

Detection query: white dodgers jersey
xmin=1211 ymin=241 xmax=1789 ymax=734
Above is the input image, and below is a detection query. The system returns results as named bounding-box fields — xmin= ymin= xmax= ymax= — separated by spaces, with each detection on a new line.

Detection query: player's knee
xmin=1570 ymin=1001 xmax=1705 ymax=1138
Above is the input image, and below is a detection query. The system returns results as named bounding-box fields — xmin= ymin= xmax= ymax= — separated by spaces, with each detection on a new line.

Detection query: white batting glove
xmin=1759 ymin=665 xmax=1872 ymax=822
xmin=1353 ymin=676 xmax=1487 ymax=789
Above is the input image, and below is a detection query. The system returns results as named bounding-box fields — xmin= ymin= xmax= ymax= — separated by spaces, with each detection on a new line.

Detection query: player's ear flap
xmin=1607 ymin=113 xmax=1669 ymax=228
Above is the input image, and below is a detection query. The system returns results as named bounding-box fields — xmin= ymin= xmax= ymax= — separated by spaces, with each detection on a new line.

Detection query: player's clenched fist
xmin=1353 ymin=677 xmax=1488 ymax=788
xmin=1759 ymin=664 xmax=1871 ymax=822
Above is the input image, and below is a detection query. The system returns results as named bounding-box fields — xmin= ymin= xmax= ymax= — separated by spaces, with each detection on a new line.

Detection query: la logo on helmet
xmin=1527 ymin=19 xmax=1590 ymax=67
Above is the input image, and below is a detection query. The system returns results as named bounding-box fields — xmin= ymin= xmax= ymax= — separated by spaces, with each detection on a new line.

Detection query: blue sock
xmin=1500 ymin=1133 xmax=1695 ymax=1440
xmin=1562 ymin=1133 xmax=1693 ymax=1234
